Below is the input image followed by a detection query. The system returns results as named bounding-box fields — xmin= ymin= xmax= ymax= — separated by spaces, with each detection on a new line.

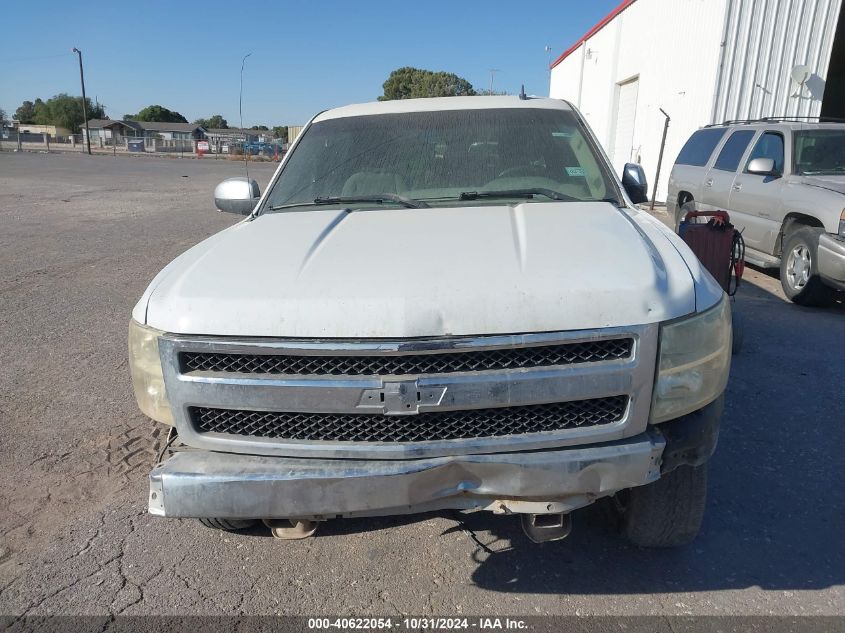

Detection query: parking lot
xmin=0 ymin=151 xmax=844 ymax=619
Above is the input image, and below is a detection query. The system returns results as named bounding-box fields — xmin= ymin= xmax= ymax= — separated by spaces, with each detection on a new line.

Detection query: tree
xmin=271 ymin=126 xmax=288 ymax=142
xmin=194 ymin=114 xmax=228 ymax=129
xmin=32 ymin=98 xmax=46 ymax=122
xmin=126 ymin=105 xmax=188 ymax=123
xmin=379 ymin=67 xmax=476 ymax=101
xmin=250 ymin=125 xmax=269 ymax=130
xmin=25 ymin=94 xmax=105 ymax=132
xmin=0 ymin=108 xmax=6 ymax=124
xmin=15 ymin=100 xmax=37 ymax=123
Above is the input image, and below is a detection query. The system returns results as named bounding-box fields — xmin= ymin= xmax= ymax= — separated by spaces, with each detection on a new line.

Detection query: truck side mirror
xmin=621 ymin=163 xmax=649 ymax=204
xmin=214 ymin=177 xmax=260 ymax=215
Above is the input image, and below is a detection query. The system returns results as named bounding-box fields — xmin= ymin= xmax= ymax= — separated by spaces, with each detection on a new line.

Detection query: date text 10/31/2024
xmin=307 ymin=618 xmax=529 ymax=630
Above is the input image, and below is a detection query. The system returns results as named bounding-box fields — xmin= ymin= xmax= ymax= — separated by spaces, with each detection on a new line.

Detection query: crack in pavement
xmin=3 ymin=509 xmax=143 ymax=620
xmin=63 ymin=512 xmax=107 ymax=562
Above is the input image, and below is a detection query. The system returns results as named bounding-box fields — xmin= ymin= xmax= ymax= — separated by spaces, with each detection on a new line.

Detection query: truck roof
xmin=315 ymin=96 xmax=573 ymax=122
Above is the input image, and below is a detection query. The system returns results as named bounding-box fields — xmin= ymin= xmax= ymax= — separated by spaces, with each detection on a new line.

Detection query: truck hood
xmin=139 ymin=202 xmax=704 ymax=337
xmin=798 ymin=174 xmax=845 ymax=195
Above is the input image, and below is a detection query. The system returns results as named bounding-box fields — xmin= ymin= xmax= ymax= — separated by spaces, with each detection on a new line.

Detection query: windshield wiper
xmin=599 ymin=196 xmax=624 ymax=207
xmin=268 ymin=193 xmax=428 ymax=212
xmin=458 ymin=188 xmax=576 ymax=202
xmin=267 ymin=201 xmax=321 ymax=211
xmin=313 ymin=194 xmax=428 ymax=209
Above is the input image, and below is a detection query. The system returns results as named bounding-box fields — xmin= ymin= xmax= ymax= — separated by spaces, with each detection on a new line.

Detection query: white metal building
xmin=549 ymin=0 xmax=845 ymax=201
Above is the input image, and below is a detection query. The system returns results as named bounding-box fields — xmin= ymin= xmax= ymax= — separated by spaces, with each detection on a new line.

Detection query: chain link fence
xmin=0 ymin=128 xmax=287 ymax=160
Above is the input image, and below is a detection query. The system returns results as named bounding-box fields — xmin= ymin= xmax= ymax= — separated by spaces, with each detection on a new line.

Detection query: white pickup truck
xmin=130 ymin=97 xmax=731 ymax=547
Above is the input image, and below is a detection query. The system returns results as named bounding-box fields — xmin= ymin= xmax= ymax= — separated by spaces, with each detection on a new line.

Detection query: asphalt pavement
xmin=0 ymin=151 xmax=843 ymax=621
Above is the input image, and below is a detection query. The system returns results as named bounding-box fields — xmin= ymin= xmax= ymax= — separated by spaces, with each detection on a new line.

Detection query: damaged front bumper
xmin=148 ymin=431 xmax=665 ymax=520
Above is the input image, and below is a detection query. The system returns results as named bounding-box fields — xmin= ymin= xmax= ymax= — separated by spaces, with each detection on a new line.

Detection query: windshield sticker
xmin=552 ymin=131 xmax=574 ymax=138
xmin=565 ymin=166 xmax=586 ymax=177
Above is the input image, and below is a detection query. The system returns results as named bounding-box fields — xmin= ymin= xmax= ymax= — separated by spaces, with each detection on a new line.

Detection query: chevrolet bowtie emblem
xmin=358 ymin=380 xmax=448 ymax=415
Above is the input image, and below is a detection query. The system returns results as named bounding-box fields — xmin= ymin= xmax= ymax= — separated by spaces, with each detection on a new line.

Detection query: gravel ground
xmin=0 ymin=152 xmax=843 ymax=621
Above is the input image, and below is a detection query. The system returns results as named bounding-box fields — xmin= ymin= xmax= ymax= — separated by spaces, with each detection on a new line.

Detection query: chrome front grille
xmin=159 ymin=326 xmax=657 ymax=459
xmin=191 ymin=396 xmax=629 ymax=443
xmin=180 ymin=338 xmax=633 ymax=376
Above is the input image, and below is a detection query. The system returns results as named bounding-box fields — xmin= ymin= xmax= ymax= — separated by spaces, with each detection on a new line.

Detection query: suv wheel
xmin=780 ymin=227 xmax=834 ymax=306
xmin=618 ymin=464 xmax=707 ymax=548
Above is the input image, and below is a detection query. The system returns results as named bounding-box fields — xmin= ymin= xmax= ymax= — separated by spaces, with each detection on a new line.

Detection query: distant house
xmin=132 ymin=121 xmax=207 ymax=140
xmin=81 ymin=119 xmax=204 ymax=141
xmin=79 ymin=119 xmax=206 ymax=151
xmin=16 ymin=123 xmax=73 ymax=138
xmin=205 ymin=127 xmax=272 ymax=146
xmin=84 ymin=119 xmax=142 ymax=143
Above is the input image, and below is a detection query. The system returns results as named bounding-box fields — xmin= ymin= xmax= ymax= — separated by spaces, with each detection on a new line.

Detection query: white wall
xmin=551 ymin=0 xmax=729 ymax=201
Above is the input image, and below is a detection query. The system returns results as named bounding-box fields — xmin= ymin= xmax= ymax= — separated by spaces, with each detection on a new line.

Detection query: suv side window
xmin=745 ymin=132 xmax=784 ymax=173
xmin=675 ymin=128 xmax=726 ymax=166
xmin=713 ymin=130 xmax=755 ymax=171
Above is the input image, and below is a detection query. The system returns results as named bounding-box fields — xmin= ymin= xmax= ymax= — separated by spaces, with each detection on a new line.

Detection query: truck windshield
xmin=793 ymin=129 xmax=845 ymax=175
xmin=264 ymin=107 xmax=618 ymax=211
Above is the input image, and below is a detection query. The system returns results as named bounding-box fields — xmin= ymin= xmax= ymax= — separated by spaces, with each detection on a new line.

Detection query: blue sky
xmin=0 ymin=0 xmax=618 ymax=127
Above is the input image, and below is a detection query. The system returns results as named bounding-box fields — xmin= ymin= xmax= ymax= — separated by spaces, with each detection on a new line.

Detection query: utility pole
xmin=72 ymin=47 xmax=91 ymax=155
xmin=240 ymin=53 xmax=252 ymax=182
xmin=650 ymin=109 xmax=671 ymax=211
xmin=488 ymin=69 xmax=501 ymax=95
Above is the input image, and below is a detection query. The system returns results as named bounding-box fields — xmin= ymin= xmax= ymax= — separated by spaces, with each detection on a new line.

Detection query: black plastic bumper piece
xmin=657 ymin=395 xmax=724 ymax=474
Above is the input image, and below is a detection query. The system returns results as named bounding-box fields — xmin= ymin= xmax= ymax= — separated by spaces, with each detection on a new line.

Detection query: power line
xmin=0 ymin=52 xmax=74 ymax=64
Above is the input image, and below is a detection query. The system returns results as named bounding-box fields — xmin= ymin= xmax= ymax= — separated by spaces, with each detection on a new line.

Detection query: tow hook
xmin=263 ymin=519 xmax=320 ymax=540
xmin=521 ymin=512 xmax=572 ymax=543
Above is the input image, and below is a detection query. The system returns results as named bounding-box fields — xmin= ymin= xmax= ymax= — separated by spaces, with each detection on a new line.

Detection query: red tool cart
xmin=679 ymin=210 xmax=745 ymax=354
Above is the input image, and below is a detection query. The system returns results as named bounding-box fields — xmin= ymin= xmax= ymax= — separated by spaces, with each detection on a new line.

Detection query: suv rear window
xmin=713 ymin=130 xmax=755 ymax=171
xmin=675 ymin=128 xmax=726 ymax=167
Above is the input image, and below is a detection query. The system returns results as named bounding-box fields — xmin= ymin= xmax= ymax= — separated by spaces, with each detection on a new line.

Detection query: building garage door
xmin=611 ymin=77 xmax=639 ymax=174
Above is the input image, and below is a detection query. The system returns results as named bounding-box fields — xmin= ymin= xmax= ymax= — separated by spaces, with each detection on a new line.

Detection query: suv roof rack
xmin=703 ymin=119 xmax=758 ymax=127
xmin=704 ymin=115 xmax=845 ymax=127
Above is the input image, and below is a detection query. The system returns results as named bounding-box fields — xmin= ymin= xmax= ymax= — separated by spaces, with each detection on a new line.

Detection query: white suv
xmin=667 ymin=120 xmax=845 ymax=305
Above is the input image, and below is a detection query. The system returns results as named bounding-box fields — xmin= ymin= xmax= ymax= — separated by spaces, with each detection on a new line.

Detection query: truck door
xmin=702 ymin=129 xmax=757 ymax=215
xmin=728 ymin=131 xmax=786 ymax=253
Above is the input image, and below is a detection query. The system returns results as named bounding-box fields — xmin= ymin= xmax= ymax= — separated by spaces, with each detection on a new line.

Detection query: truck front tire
xmin=620 ymin=463 xmax=707 ymax=548
xmin=198 ymin=518 xmax=257 ymax=532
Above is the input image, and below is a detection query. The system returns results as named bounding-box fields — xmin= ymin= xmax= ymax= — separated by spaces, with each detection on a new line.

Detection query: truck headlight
xmin=651 ymin=296 xmax=731 ymax=424
xmin=128 ymin=320 xmax=173 ymax=425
